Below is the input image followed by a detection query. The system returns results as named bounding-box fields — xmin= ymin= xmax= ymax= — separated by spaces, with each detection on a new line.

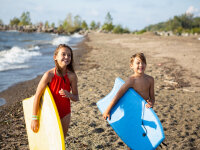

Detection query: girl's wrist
xmin=32 ymin=115 xmax=39 ymax=120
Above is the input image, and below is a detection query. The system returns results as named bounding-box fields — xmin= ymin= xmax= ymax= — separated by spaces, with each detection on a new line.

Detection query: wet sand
xmin=0 ymin=32 xmax=200 ymax=149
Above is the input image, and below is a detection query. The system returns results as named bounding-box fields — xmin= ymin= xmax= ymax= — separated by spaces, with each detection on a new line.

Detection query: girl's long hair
xmin=54 ymin=44 xmax=74 ymax=83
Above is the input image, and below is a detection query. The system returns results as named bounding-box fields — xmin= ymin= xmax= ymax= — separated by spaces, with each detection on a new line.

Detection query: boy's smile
xmin=131 ymin=57 xmax=146 ymax=75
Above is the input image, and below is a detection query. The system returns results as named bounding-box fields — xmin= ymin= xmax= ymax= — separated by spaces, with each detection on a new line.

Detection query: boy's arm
xmin=103 ymin=78 xmax=132 ymax=120
xmin=146 ymin=77 xmax=155 ymax=108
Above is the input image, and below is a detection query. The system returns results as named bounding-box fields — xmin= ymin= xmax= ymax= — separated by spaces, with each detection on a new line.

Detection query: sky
xmin=0 ymin=0 xmax=200 ymax=30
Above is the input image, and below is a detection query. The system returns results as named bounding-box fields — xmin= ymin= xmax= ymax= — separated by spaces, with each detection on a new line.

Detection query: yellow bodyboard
xmin=23 ymin=86 xmax=65 ymax=150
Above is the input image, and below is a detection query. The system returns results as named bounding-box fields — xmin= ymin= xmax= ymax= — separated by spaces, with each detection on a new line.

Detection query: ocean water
xmin=0 ymin=31 xmax=84 ymax=97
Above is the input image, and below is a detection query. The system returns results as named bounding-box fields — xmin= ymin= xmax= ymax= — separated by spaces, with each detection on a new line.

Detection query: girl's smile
xmin=55 ymin=47 xmax=71 ymax=67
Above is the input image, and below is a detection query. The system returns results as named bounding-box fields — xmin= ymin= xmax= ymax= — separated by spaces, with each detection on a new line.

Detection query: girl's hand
xmin=103 ymin=111 xmax=111 ymax=120
xmin=31 ymin=120 xmax=39 ymax=133
xmin=59 ymin=88 xmax=70 ymax=98
xmin=146 ymin=99 xmax=153 ymax=108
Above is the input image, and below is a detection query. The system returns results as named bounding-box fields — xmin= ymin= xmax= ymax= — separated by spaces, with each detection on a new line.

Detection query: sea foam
xmin=0 ymin=46 xmax=41 ymax=71
xmin=52 ymin=33 xmax=84 ymax=46
xmin=72 ymin=33 xmax=84 ymax=38
xmin=52 ymin=36 xmax=71 ymax=46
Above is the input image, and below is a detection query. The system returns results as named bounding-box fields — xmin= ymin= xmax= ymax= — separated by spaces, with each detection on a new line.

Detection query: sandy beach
xmin=0 ymin=32 xmax=200 ymax=149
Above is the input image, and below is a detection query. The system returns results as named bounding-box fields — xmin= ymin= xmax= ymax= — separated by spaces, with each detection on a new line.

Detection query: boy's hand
xmin=103 ymin=111 xmax=111 ymax=120
xmin=146 ymin=99 xmax=153 ymax=108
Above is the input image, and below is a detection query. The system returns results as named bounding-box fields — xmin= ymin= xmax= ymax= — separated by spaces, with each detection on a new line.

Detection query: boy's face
xmin=130 ymin=57 xmax=146 ymax=74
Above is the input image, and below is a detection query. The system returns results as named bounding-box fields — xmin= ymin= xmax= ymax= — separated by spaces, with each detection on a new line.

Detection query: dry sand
xmin=0 ymin=32 xmax=200 ymax=149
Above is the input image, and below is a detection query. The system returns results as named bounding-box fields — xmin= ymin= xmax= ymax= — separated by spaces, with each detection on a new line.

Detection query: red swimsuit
xmin=49 ymin=69 xmax=71 ymax=119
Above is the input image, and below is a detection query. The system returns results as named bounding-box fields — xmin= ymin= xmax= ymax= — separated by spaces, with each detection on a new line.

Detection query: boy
xmin=103 ymin=53 xmax=155 ymax=149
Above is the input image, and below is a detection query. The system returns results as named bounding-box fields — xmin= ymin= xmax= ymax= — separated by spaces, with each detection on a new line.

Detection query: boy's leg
xmin=61 ymin=113 xmax=71 ymax=138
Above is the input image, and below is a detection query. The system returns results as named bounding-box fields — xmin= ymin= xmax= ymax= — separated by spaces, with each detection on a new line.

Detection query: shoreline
xmin=0 ymin=36 xmax=89 ymax=107
xmin=0 ymin=32 xmax=199 ymax=149
xmin=0 ymin=25 xmax=88 ymax=35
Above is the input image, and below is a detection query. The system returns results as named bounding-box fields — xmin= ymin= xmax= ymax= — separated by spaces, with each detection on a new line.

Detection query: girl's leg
xmin=61 ymin=113 xmax=71 ymax=138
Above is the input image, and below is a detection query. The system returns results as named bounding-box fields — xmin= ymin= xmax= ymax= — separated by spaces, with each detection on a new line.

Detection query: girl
xmin=31 ymin=44 xmax=79 ymax=137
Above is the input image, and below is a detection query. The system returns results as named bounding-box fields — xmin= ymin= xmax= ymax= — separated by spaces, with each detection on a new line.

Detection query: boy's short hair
xmin=130 ymin=53 xmax=146 ymax=65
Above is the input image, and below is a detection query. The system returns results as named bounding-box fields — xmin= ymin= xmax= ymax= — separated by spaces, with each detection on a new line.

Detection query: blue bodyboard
xmin=97 ymin=77 xmax=165 ymax=150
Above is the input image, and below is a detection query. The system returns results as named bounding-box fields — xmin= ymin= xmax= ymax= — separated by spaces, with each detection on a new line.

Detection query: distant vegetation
xmin=102 ymin=12 xmax=130 ymax=34
xmin=1 ymin=11 xmax=200 ymax=35
xmin=56 ymin=12 xmax=130 ymax=34
xmin=144 ymin=13 xmax=200 ymax=34
xmin=57 ymin=13 xmax=83 ymax=34
xmin=0 ymin=19 xmax=3 ymax=25
xmin=0 ymin=11 xmax=130 ymax=34
xmin=10 ymin=12 xmax=32 ymax=26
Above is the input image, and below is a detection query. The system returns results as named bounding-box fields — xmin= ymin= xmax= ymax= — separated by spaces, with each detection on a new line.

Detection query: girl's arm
xmin=59 ymin=73 xmax=79 ymax=102
xmin=31 ymin=71 xmax=51 ymax=132
xmin=146 ymin=77 xmax=155 ymax=108
xmin=103 ymin=78 xmax=132 ymax=120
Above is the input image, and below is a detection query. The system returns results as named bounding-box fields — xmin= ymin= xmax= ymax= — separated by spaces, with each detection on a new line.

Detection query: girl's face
xmin=131 ymin=57 xmax=146 ymax=74
xmin=54 ymin=47 xmax=71 ymax=68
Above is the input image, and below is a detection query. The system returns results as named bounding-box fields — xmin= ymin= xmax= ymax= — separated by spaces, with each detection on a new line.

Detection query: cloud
xmin=31 ymin=5 xmax=45 ymax=13
xmin=186 ymin=6 xmax=198 ymax=15
xmin=90 ymin=9 xmax=100 ymax=17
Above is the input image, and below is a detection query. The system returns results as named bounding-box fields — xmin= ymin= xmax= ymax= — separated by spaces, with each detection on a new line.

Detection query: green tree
xmin=65 ymin=13 xmax=73 ymax=27
xmin=136 ymin=29 xmax=147 ymax=34
xmin=170 ymin=16 xmax=182 ymax=31
xmin=90 ymin=20 xmax=97 ymax=30
xmin=18 ymin=11 xmax=31 ymax=26
xmin=192 ymin=17 xmax=200 ymax=28
xmin=45 ymin=21 xmax=49 ymax=28
xmin=60 ymin=13 xmax=82 ymax=34
xmin=105 ymin=12 xmax=113 ymax=24
xmin=102 ymin=12 xmax=114 ymax=31
xmin=113 ymin=25 xmax=123 ymax=33
xmin=57 ymin=25 xmax=64 ymax=33
xmin=179 ymin=14 xmax=193 ymax=29
xmin=0 ymin=19 xmax=3 ymax=25
xmin=102 ymin=23 xmax=114 ymax=32
xmin=123 ymin=27 xmax=130 ymax=33
xmin=74 ymin=15 xmax=82 ymax=28
xmin=81 ymin=20 xmax=88 ymax=29
xmin=96 ymin=22 xmax=101 ymax=29
xmin=175 ymin=26 xmax=183 ymax=34
xmin=51 ymin=22 xmax=55 ymax=28
xmin=144 ymin=13 xmax=200 ymax=34
xmin=61 ymin=13 xmax=72 ymax=33
xmin=191 ymin=27 xmax=200 ymax=34
xmin=10 ymin=17 xmax=20 ymax=26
